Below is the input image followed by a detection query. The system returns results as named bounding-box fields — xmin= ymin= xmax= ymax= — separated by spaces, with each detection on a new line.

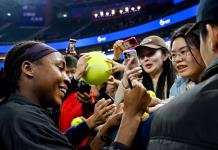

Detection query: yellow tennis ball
xmin=147 ymin=90 xmax=156 ymax=97
xmin=83 ymin=52 xmax=112 ymax=85
xmin=142 ymin=112 xmax=150 ymax=121
xmin=71 ymin=117 xmax=84 ymax=127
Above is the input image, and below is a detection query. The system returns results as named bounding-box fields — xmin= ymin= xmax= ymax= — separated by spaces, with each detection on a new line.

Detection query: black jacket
xmin=148 ymin=58 xmax=218 ymax=150
xmin=0 ymin=94 xmax=75 ymax=150
xmin=0 ymin=93 xmax=129 ymax=150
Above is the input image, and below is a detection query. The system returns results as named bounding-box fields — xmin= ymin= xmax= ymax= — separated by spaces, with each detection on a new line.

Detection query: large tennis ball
xmin=83 ymin=52 xmax=112 ymax=85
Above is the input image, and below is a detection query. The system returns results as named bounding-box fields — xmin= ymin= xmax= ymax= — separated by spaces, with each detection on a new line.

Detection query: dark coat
xmin=148 ymin=58 xmax=218 ymax=150
xmin=0 ymin=94 xmax=74 ymax=150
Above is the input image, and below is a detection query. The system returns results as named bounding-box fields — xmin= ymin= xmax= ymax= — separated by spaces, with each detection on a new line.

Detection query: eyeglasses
xmin=169 ymin=46 xmax=191 ymax=62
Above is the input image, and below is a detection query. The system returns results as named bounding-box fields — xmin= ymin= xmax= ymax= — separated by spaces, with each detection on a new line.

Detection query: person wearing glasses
xmin=169 ymin=23 xmax=205 ymax=98
xmin=148 ymin=0 xmax=218 ymax=149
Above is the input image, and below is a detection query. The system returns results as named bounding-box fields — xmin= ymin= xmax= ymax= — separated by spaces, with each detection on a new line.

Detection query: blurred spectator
xmin=64 ymin=54 xmax=78 ymax=79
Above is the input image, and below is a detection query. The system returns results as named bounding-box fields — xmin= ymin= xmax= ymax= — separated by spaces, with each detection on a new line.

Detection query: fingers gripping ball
xmin=83 ymin=52 xmax=112 ymax=85
xmin=71 ymin=117 xmax=84 ymax=127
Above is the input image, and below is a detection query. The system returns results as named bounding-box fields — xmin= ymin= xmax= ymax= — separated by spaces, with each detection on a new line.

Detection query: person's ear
xmin=163 ymin=51 xmax=169 ymax=61
xmin=206 ymin=24 xmax=218 ymax=54
xmin=21 ymin=61 xmax=35 ymax=78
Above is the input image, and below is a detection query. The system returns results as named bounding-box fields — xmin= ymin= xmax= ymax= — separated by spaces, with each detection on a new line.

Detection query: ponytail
xmin=0 ymin=68 xmax=10 ymax=100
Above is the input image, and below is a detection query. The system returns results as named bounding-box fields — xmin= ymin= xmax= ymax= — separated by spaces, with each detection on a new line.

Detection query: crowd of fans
xmin=1 ymin=0 xmax=218 ymax=149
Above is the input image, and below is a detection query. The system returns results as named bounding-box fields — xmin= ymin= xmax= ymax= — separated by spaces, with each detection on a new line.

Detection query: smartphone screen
xmin=66 ymin=39 xmax=77 ymax=55
xmin=122 ymin=37 xmax=139 ymax=50
xmin=122 ymin=41 xmax=132 ymax=50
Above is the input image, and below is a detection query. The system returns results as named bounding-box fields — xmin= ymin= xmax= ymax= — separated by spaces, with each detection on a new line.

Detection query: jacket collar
xmin=201 ymin=58 xmax=218 ymax=81
xmin=7 ymin=93 xmax=41 ymax=107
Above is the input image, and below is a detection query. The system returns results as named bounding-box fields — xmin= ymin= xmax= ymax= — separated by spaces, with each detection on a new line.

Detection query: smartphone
xmin=97 ymin=84 xmax=114 ymax=104
xmin=77 ymin=80 xmax=91 ymax=94
xmin=102 ymin=92 xmax=114 ymax=104
xmin=123 ymin=49 xmax=140 ymax=89
xmin=123 ymin=49 xmax=140 ymax=69
xmin=122 ymin=37 xmax=139 ymax=50
xmin=97 ymin=91 xmax=114 ymax=104
xmin=66 ymin=38 xmax=77 ymax=55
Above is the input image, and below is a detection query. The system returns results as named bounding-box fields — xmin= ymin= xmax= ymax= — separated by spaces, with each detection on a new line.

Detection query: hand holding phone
xmin=77 ymin=92 xmax=93 ymax=104
xmin=100 ymin=91 xmax=114 ymax=105
xmin=123 ymin=50 xmax=142 ymax=89
xmin=123 ymin=49 xmax=140 ymax=69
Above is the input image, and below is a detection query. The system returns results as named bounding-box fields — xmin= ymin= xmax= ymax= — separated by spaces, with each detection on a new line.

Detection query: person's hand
xmin=102 ymin=103 xmax=124 ymax=132
xmin=121 ymin=58 xmax=142 ymax=89
xmin=95 ymin=103 xmax=124 ymax=132
xmin=85 ymin=99 xmax=116 ymax=129
xmin=148 ymin=97 xmax=161 ymax=107
xmin=113 ymin=82 xmax=151 ymax=147
xmin=123 ymin=81 xmax=151 ymax=117
xmin=106 ymin=76 xmax=120 ymax=99
xmin=107 ymin=75 xmax=120 ymax=87
xmin=77 ymin=92 xmax=93 ymax=105
xmin=74 ymin=54 xmax=90 ymax=80
xmin=148 ymin=104 xmax=164 ymax=113
xmin=90 ymin=104 xmax=123 ymax=150
xmin=113 ymin=40 xmax=125 ymax=61
xmin=106 ymin=58 xmax=125 ymax=73
xmin=148 ymin=97 xmax=172 ymax=112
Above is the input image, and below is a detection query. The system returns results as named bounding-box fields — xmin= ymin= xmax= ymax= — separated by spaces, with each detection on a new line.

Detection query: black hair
xmin=141 ymin=49 xmax=176 ymax=99
xmin=64 ymin=54 xmax=78 ymax=68
xmin=199 ymin=21 xmax=218 ymax=41
xmin=171 ymin=23 xmax=202 ymax=66
xmin=0 ymin=41 xmax=41 ymax=99
xmin=199 ymin=23 xmax=208 ymax=41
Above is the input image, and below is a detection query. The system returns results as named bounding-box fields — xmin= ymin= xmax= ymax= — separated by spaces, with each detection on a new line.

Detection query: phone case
xmin=123 ymin=49 xmax=140 ymax=69
xmin=122 ymin=37 xmax=139 ymax=50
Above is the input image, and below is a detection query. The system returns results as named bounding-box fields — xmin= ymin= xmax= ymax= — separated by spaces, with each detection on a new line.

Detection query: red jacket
xmin=59 ymin=90 xmax=96 ymax=132
xmin=59 ymin=90 xmax=96 ymax=149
